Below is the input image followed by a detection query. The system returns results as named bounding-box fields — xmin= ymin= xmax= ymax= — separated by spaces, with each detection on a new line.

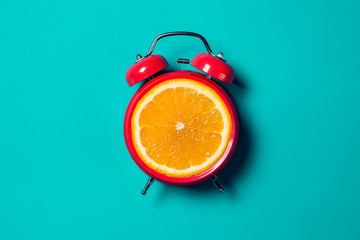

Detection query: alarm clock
xmin=124 ymin=32 xmax=238 ymax=195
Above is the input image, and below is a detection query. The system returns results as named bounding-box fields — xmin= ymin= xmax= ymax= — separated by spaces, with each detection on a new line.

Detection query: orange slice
xmin=131 ymin=79 xmax=232 ymax=177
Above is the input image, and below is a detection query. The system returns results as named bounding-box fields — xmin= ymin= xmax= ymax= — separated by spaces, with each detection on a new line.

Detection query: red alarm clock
xmin=124 ymin=32 xmax=238 ymax=195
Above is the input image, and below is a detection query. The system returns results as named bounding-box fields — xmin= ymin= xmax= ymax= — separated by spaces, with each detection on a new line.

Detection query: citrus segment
xmin=138 ymin=101 xmax=175 ymax=127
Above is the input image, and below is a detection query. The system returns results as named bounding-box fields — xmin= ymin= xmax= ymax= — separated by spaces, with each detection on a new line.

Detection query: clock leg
xmin=141 ymin=177 xmax=155 ymax=195
xmin=211 ymin=175 xmax=224 ymax=193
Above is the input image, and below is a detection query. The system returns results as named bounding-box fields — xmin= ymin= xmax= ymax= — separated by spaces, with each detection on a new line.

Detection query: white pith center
xmin=176 ymin=122 xmax=185 ymax=130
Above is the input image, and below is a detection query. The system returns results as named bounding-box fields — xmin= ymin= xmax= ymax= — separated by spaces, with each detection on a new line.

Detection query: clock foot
xmin=141 ymin=177 xmax=155 ymax=195
xmin=211 ymin=175 xmax=224 ymax=193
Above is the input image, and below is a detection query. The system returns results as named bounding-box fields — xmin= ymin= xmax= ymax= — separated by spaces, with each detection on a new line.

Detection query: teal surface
xmin=1 ymin=0 xmax=360 ymax=239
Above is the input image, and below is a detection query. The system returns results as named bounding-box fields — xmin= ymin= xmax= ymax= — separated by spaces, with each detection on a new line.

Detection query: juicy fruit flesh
xmin=132 ymin=79 xmax=231 ymax=177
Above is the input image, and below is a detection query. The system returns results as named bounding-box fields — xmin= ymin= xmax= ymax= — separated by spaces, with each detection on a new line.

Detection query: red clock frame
xmin=124 ymin=70 xmax=239 ymax=186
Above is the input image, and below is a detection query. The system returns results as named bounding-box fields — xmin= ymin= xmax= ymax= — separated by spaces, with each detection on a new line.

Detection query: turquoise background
xmin=1 ymin=0 xmax=360 ymax=239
